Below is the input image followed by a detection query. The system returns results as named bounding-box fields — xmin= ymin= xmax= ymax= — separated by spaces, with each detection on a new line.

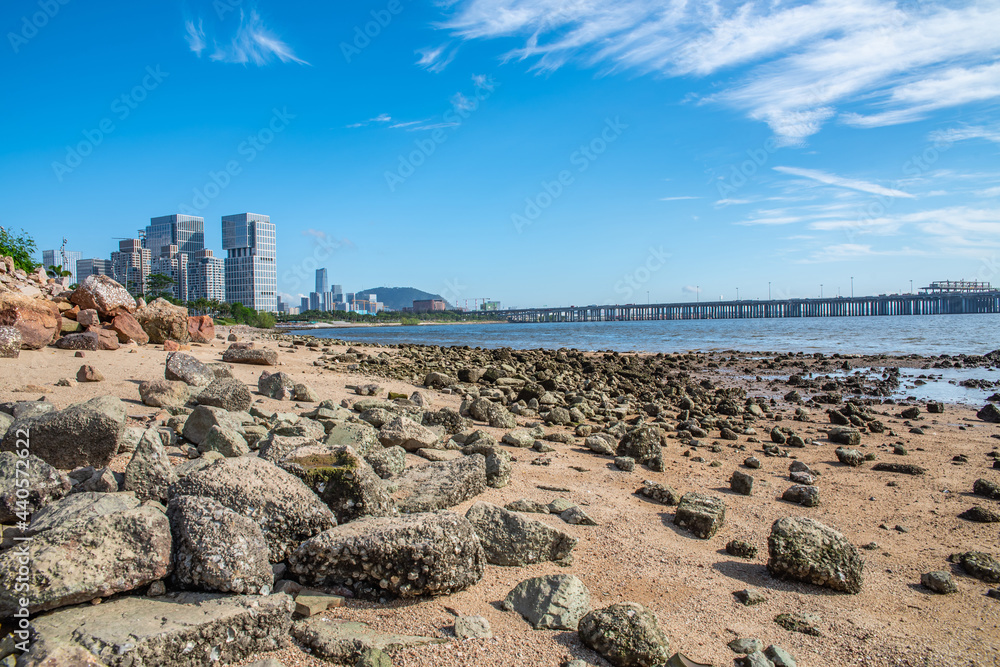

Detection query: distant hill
xmin=355 ymin=287 xmax=451 ymax=311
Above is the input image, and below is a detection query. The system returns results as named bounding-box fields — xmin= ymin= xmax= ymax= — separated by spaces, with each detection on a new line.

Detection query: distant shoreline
xmin=278 ymin=319 xmax=508 ymax=331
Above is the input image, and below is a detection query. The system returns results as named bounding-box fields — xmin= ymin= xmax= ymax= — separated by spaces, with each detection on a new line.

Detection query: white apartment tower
xmin=222 ymin=213 xmax=276 ymax=312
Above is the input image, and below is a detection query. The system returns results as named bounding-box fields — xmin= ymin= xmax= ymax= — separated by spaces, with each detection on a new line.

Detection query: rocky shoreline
xmin=1 ymin=263 xmax=999 ymax=667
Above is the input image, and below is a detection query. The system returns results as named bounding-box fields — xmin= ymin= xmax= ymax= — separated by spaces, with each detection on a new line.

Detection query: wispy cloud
xmin=931 ymin=125 xmax=1000 ymax=145
xmin=186 ymin=9 xmax=307 ymax=66
xmin=773 ymin=166 xmax=915 ymax=199
xmin=799 ymin=243 xmax=926 ymax=263
xmin=345 ymin=114 xmax=394 ymax=129
xmin=185 ymin=19 xmax=206 ymax=56
xmin=436 ymin=0 xmax=1000 ymax=143
xmin=417 ymin=43 xmax=458 ymax=73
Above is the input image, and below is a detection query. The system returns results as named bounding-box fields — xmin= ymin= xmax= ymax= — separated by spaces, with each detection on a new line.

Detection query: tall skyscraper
xmin=187 ymin=249 xmax=225 ymax=302
xmin=145 ymin=215 xmax=205 ymax=256
xmin=222 ymin=213 xmax=276 ymax=312
xmin=300 ymin=297 xmax=309 ymax=312
xmin=150 ymin=244 xmax=189 ymax=300
xmin=42 ymin=248 xmax=81 ymax=283
xmin=315 ymin=268 xmax=328 ymax=295
xmin=111 ymin=238 xmax=151 ymax=296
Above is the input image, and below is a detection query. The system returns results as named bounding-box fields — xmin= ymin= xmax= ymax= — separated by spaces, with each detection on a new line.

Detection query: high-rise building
xmin=145 ymin=215 xmax=205 ymax=257
xmin=309 ymin=292 xmax=321 ymax=311
xmin=322 ymin=292 xmax=333 ymax=311
xmin=300 ymin=297 xmax=309 ymax=312
xmin=187 ymin=249 xmax=225 ymax=302
xmin=331 ymin=284 xmax=343 ymax=297
xmin=111 ymin=239 xmax=151 ymax=296
xmin=76 ymin=258 xmax=112 ymax=279
xmin=150 ymin=244 xmax=189 ymax=301
xmin=315 ymin=268 xmax=328 ymax=295
xmin=222 ymin=213 xmax=276 ymax=312
xmin=42 ymin=248 xmax=82 ymax=283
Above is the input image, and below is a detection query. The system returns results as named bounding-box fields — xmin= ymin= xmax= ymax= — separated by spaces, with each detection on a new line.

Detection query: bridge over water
xmin=499 ymin=292 xmax=1000 ymax=323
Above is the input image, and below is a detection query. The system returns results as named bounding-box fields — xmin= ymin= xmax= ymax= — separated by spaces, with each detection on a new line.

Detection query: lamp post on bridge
xmin=851 ymin=276 xmax=854 ymax=298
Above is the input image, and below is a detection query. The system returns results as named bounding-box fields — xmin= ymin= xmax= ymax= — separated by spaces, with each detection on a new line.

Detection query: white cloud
xmin=682 ymin=285 xmax=701 ymax=294
xmin=417 ymin=43 xmax=458 ymax=73
xmin=185 ymin=19 xmax=206 ymax=56
xmin=931 ymin=125 xmax=1000 ymax=145
xmin=436 ymin=0 xmax=1000 ymax=143
xmin=773 ymin=166 xmax=914 ymax=198
xmin=800 ymin=243 xmax=925 ymax=263
xmin=195 ymin=10 xmax=308 ymax=66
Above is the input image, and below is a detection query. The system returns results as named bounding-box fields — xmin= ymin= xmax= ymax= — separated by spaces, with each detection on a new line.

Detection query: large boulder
xmin=291 ymin=617 xmax=444 ymax=663
xmin=0 ymin=325 xmax=22 ymax=357
xmin=169 ymin=456 xmax=337 ymax=562
xmin=0 ymin=399 xmax=125 ymax=469
xmin=168 ymin=495 xmax=273 ymax=594
xmin=767 ymin=516 xmax=864 ymax=593
xmin=461 ymin=443 xmax=512 ymax=488
xmin=325 ymin=422 xmax=381 ymax=456
xmin=289 ymin=511 xmax=485 ymax=599
xmin=138 ymin=379 xmax=192 ymax=409
xmin=181 ymin=405 xmax=246 ymax=445
xmin=135 ymin=297 xmax=190 ymax=343
xmin=978 ymin=403 xmax=1000 ymax=424
xmin=0 ymin=451 xmax=70 ymax=523
xmin=110 ymin=311 xmax=149 ymax=344
xmin=674 ymin=492 xmax=726 ymax=539
xmin=258 ymin=433 xmax=321 ymax=462
xmin=469 ymin=397 xmax=517 ymax=428
xmin=164 ymin=352 xmax=214 ymax=387
xmin=465 ymin=501 xmax=577 ymax=566
xmin=196 ymin=378 xmax=252 ymax=412
xmin=617 ymin=426 xmax=664 ymax=471
xmin=279 ymin=444 xmax=396 ymax=524
xmin=0 ymin=505 xmax=172 ymax=616
xmin=123 ymin=428 xmax=178 ymax=503
xmin=0 ymin=293 xmax=60 ymax=349
xmin=23 ymin=592 xmax=293 ymax=666
xmin=378 ymin=416 xmax=440 ymax=451
xmin=392 ymin=454 xmax=487 ymax=513
xmin=223 ymin=346 xmax=278 ymax=366
xmin=199 ymin=425 xmax=250 ymax=457
xmin=504 ymin=574 xmax=591 ymax=630
xmin=25 ymin=491 xmax=140 ymax=536
xmin=187 ymin=315 xmax=215 ymax=343
xmin=578 ymin=602 xmax=671 ymax=667
xmin=258 ymin=370 xmax=297 ymax=399
xmin=69 ymin=274 xmax=136 ymax=316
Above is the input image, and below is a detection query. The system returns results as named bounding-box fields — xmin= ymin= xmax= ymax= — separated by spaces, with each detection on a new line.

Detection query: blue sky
xmin=2 ymin=0 xmax=999 ymax=308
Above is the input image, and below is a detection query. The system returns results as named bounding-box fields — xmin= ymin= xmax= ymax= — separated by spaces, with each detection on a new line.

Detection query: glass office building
xmin=145 ymin=215 xmax=205 ymax=257
xmin=222 ymin=213 xmax=276 ymax=312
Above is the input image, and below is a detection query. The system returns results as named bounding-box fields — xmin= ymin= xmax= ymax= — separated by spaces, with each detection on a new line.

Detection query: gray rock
xmin=781 ymin=485 xmax=820 ymax=507
xmin=164 ymin=352 xmax=214 ymax=387
xmin=767 ymin=516 xmax=863 ymax=593
xmin=505 ymin=498 xmax=551 ymax=513
xmin=977 ymin=402 xmax=1000 ymax=423
xmin=613 ymin=456 xmax=635 ymax=472
xmin=292 ymin=616 xmax=444 ymax=663
xmin=585 ymin=433 xmax=617 ymax=455
xmin=294 ymin=383 xmax=320 ymax=402
xmin=379 ymin=416 xmax=440 ymax=451
xmin=170 ymin=456 xmax=337 ymax=562
xmin=734 ymin=587 xmax=767 ymax=605
xmin=454 ymin=615 xmax=492 ymax=639
xmin=258 ymin=371 xmax=297 ymax=399
xmin=138 ymin=379 xmax=192 ymax=410
xmin=561 ymin=506 xmax=597 ymax=525
xmin=828 ymin=427 xmax=862 ymax=446
xmin=920 ymin=570 xmax=957 ymax=594
xmin=730 ymin=470 xmax=754 ymax=496
xmin=950 ymin=552 xmax=1000 ymax=583
xmin=199 ymin=424 xmax=250 ymax=457
xmin=0 ymin=325 xmax=21 ymax=357
xmin=0 ymin=506 xmax=171 ymax=616
xmin=502 ymin=428 xmax=537 ymax=448
xmin=326 ymin=422 xmax=381 ymax=456
xmin=835 ymin=446 xmax=864 ymax=467
xmin=973 ymin=478 xmax=1000 ymax=500
xmin=729 ymin=638 xmax=763 ymax=654
xmin=289 ymin=511 xmax=485 ymax=599
xmin=393 ymin=454 xmax=487 ymax=513
xmin=674 ymin=492 xmax=726 ymax=539
xmin=364 ymin=445 xmax=407 ymax=479
xmin=24 ymin=593 xmax=293 ymax=666
xmin=25 ymin=491 xmax=140 ymax=536
xmin=470 ymin=398 xmax=517 ymax=429
xmin=765 ymin=645 xmax=797 ymax=667
xmin=223 ymin=346 xmax=278 ymax=366
xmin=0 ymin=451 xmax=70 ymax=524
xmin=545 ymin=406 xmax=572 ymax=425
xmin=168 ymin=494 xmax=272 ymax=594
xmin=181 ymin=404 xmax=245 ymax=446
xmin=258 ymin=433 xmax=320 ymax=463
xmin=636 ymin=480 xmax=680 ymax=506
xmin=1 ymin=399 xmax=125 ymax=469
xmin=617 ymin=426 xmax=665 ymax=471
xmin=196 ymin=378 xmax=252 ymax=412
xmin=461 ymin=443 xmax=513 ymax=489
xmin=739 ymin=652 xmax=776 ymax=667
xmin=504 ymin=574 xmax=591 ymax=630
xmin=123 ymin=428 xmax=178 ymax=503
xmin=465 ymin=501 xmax=577 ymax=566
xmin=578 ymin=602 xmax=670 ymax=667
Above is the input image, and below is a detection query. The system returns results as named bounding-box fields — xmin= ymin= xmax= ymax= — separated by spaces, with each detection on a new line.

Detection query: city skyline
xmin=2 ymin=1 xmax=998 ymax=308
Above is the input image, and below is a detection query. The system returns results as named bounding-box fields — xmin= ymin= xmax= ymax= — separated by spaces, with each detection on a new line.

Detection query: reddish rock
xmin=75 ymin=351 xmax=85 ymax=358
xmin=135 ymin=298 xmax=190 ymax=344
xmin=188 ymin=315 xmax=215 ymax=344
xmin=70 ymin=275 xmax=136 ymax=317
xmin=96 ymin=328 xmax=120 ymax=351
xmin=0 ymin=293 xmax=60 ymax=349
xmin=163 ymin=340 xmax=191 ymax=352
xmin=76 ymin=309 xmax=100 ymax=328
xmin=111 ymin=312 xmax=149 ymax=344
xmin=77 ymin=365 xmax=104 ymax=382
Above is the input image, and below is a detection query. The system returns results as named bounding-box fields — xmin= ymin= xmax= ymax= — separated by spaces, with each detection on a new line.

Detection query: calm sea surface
xmin=289 ymin=313 xmax=1000 ymax=357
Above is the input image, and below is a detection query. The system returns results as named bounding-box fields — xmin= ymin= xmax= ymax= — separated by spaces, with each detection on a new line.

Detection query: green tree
xmin=146 ymin=273 xmax=175 ymax=300
xmin=0 ymin=227 xmax=39 ymax=273
xmin=46 ymin=264 xmax=72 ymax=279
